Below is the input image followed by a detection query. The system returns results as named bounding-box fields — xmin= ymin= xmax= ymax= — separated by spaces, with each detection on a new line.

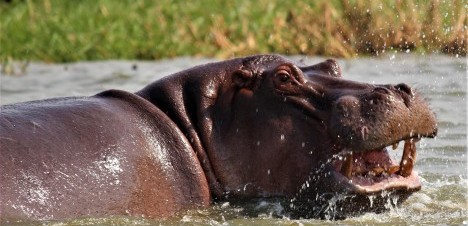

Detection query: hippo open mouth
xmin=333 ymin=138 xmax=422 ymax=194
xmin=292 ymin=136 xmax=431 ymax=219
xmin=289 ymin=137 xmax=435 ymax=219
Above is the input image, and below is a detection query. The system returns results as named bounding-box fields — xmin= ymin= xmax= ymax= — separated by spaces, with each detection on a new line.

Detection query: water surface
xmin=1 ymin=54 xmax=466 ymax=225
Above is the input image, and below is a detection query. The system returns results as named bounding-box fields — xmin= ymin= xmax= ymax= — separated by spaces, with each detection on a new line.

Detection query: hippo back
xmin=0 ymin=90 xmax=210 ymax=220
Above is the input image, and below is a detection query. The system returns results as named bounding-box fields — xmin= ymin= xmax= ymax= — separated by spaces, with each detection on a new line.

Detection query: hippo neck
xmin=136 ymin=75 xmax=226 ymax=198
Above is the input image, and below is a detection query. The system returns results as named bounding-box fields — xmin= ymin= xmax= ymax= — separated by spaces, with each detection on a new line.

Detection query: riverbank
xmin=1 ymin=0 xmax=466 ymax=62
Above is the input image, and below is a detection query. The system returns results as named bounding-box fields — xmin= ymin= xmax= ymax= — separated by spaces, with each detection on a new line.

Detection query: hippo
xmin=0 ymin=55 xmax=437 ymax=221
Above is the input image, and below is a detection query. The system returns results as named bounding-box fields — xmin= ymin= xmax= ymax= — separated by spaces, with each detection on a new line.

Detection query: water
xmin=1 ymin=54 xmax=466 ymax=225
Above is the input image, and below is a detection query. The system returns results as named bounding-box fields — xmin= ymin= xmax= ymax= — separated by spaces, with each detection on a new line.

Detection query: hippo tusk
xmin=392 ymin=141 xmax=399 ymax=150
xmin=340 ymin=153 xmax=353 ymax=179
xmin=398 ymin=139 xmax=417 ymax=177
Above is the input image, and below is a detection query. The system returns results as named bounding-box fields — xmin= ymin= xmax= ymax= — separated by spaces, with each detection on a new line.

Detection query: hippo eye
xmin=276 ymin=70 xmax=291 ymax=83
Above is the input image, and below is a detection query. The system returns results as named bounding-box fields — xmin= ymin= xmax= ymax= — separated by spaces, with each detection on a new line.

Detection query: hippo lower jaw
xmin=332 ymin=138 xmax=422 ymax=194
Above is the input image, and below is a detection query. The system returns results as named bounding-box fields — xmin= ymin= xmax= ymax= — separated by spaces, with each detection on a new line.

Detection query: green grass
xmin=0 ymin=0 xmax=466 ymax=62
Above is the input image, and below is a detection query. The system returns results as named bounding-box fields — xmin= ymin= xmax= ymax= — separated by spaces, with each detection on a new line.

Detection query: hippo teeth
xmin=340 ymin=153 xmax=353 ymax=178
xmin=392 ymin=142 xmax=399 ymax=150
xmin=397 ymin=139 xmax=417 ymax=177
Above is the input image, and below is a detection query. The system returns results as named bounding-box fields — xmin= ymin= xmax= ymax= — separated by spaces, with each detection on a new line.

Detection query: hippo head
xmin=138 ymin=54 xmax=437 ymax=219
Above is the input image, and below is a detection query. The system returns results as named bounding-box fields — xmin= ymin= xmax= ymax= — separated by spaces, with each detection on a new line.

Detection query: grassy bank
xmin=0 ymin=0 xmax=466 ymax=62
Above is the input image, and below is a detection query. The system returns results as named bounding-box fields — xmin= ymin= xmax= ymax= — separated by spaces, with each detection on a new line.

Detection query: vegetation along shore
xmin=0 ymin=0 xmax=466 ymax=62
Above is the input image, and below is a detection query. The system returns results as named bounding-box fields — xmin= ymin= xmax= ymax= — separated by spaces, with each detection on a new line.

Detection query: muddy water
xmin=1 ymin=54 xmax=466 ymax=225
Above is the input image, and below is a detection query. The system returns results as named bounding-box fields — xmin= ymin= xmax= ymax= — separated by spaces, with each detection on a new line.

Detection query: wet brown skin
xmin=0 ymin=92 xmax=211 ymax=221
xmin=0 ymin=55 xmax=437 ymax=221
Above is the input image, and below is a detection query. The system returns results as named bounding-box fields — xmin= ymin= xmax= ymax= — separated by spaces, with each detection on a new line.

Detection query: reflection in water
xmin=1 ymin=54 xmax=466 ymax=225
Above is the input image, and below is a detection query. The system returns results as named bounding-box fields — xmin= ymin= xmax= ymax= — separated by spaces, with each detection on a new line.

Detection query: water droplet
xmin=221 ymin=202 xmax=230 ymax=208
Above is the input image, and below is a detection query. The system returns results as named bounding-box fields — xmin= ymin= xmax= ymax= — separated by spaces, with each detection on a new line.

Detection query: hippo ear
xmin=305 ymin=59 xmax=342 ymax=78
xmin=232 ymin=69 xmax=254 ymax=88
xmin=324 ymin=59 xmax=342 ymax=78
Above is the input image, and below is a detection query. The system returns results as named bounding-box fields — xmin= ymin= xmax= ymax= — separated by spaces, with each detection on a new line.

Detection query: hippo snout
xmin=329 ymin=83 xmax=437 ymax=152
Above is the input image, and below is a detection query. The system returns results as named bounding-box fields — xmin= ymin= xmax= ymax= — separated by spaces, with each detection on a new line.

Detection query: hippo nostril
xmin=395 ymin=83 xmax=413 ymax=96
